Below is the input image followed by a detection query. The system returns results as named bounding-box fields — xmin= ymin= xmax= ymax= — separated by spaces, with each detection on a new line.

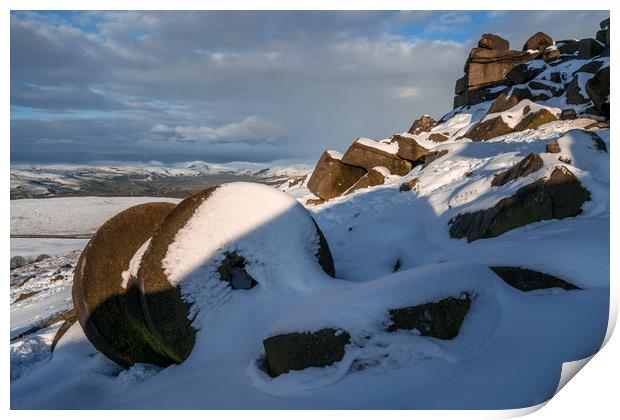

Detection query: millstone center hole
xmin=217 ymin=252 xmax=257 ymax=290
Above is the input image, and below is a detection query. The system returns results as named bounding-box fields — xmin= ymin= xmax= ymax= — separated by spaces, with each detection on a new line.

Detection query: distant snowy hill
xmin=10 ymin=161 xmax=312 ymax=199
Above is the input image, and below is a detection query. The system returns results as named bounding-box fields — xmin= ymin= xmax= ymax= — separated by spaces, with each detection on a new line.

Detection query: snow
xmin=121 ymin=239 xmax=151 ymax=289
xmin=356 ymin=137 xmax=399 ymax=154
xmin=326 ymin=149 xmax=343 ymax=159
xmin=11 ymin=196 xmax=181 ymax=236
xmin=10 ymin=237 xmax=88 ymax=258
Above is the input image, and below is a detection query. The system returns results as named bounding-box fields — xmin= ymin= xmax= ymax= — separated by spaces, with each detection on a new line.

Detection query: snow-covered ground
xmin=10 ymin=196 xmax=181 ymax=236
xmin=9 ymin=69 xmax=610 ymax=409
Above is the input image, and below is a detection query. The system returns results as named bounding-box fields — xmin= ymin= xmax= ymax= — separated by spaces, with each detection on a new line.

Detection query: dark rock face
xmin=560 ymin=109 xmax=577 ymax=120
xmin=72 ymin=202 xmax=177 ymax=368
xmin=565 ymin=76 xmax=589 ymax=105
xmin=478 ymin=33 xmax=509 ymax=51
xmin=487 ymin=93 xmax=519 ymax=114
xmin=341 ymin=140 xmax=412 ymax=176
xmin=577 ymin=38 xmax=605 ymax=59
xmin=428 ymin=132 xmax=449 ymax=142
xmin=390 ymin=134 xmax=429 ymax=162
xmin=527 ymin=80 xmax=564 ymax=97
xmin=513 ymin=108 xmax=557 ymax=132
xmin=506 ymin=62 xmax=546 ymax=85
xmin=541 ymin=48 xmax=561 ymax=62
xmin=263 ymin=328 xmax=351 ymax=377
xmin=577 ymin=60 xmax=604 ymax=74
xmin=408 ymin=115 xmax=437 ymax=135
xmin=490 ymin=267 xmax=580 ymax=291
xmin=586 ymin=67 xmax=610 ymax=118
xmin=523 ymin=32 xmax=553 ymax=51
xmin=346 ymin=167 xmax=387 ymax=194
xmin=546 ymin=140 xmax=561 ymax=154
xmin=464 ymin=116 xmax=513 ymax=141
xmin=217 ymin=252 xmax=257 ymax=290
xmin=387 ymin=296 xmax=471 ymax=339
xmin=491 ymin=153 xmax=544 ymax=187
xmin=453 ymin=86 xmax=505 ymax=108
xmin=449 ymin=166 xmax=590 ymax=242
xmin=307 ymin=151 xmax=366 ymax=200
xmin=422 ymin=150 xmax=449 ymax=168
xmin=399 ymin=177 xmax=420 ymax=192
xmin=557 ymin=39 xmax=579 ymax=55
xmin=600 ymin=18 xmax=610 ymax=30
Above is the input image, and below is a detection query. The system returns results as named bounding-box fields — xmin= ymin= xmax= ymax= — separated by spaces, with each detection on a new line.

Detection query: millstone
xmin=133 ymin=183 xmax=337 ymax=365
xmin=490 ymin=267 xmax=580 ymax=291
xmin=263 ymin=328 xmax=351 ymax=377
xmin=72 ymin=202 xmax=177 ymax=367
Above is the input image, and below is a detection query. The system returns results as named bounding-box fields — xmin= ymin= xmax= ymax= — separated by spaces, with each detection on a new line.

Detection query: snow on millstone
xmin=132 ymin=182 xmax=337 ymax=364
xmin=72 ymin=202 xmax=177 ymax=367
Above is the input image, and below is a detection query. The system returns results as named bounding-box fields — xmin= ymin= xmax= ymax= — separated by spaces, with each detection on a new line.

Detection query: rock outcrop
xmin=345 ymin=166 xmax=388 ymax=194
xmin=449 ymin=166 xmax=590 ymax=242
xmin=408 ymin=115 xmax=437 ymax=135
xmin=464 ymin=116 xmax=513 ymax=141
xmin=513 ymin=108 xmax=557 ymax=131
xmin=389 ymin=134 xmax=429 ymax=162
xmin=307 ymin=150 xmax=366 ymax=200
xmin=478 ymin=33 xmax=509 ymax=51
xmin=491 ymin=153 xmax=544 ymax=187
xmin=523 ymin=32 xmax=553 ymax=52
xmin=341 ymin=138 xmax=412 ymax=176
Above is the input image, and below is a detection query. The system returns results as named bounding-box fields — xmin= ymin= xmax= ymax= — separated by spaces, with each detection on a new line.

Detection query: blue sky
xmin=10 ymin=10 xmax=609 ymax=164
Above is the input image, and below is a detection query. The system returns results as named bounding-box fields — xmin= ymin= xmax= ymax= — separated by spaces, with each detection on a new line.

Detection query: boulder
xmin=464 ymin=116 xmax=513 ymax=141
xmin=408 ymin=115 xmax=437 ymax=135
xmin=399 ymin=177 xmax=420 ymax=192
xmin=556 ymin=39 xmax=579 ymax=55
xmin=453 ymin=85 xmax=506 ymax=108
xmin=390 ymin=134 xmax=429 ymax=162
xmin=541 ymin=48 xmax=561 ymax=62
xmin=422 ymin=150 xmax=449 ymax=168
xmin=490 ymin=267 xmax=580 ymax=291
xmin=72 ymin=202 xmax=177 ymax=367
xmin=513 ymin=108 xmax=557 ymax=132
xmin=487 ymin=93 xmax=519 ymax=114
xmin=600 ymin=18 xmax=610 ymax=30
xmin=523 ymin=32 xmax=554 ymax=51
xmin=133 ymin=184 xmax=337 ymax=365
xmin=465 ymin=48 xmax=535 ymax=91
xmin=549 ymin=72 xmax=562 ymax=83
xmin=341 ymin=139 xmax=412 ymax=176
xmin=560 ymin=109 xmax=577 ymax=120
xmin=576 ymin=60 xmax=604 ymax=74
xmin=506 ymin=62 xmax=546 ymax=85
xmin=387 ymin=295 xmax=471 ymax=339
xmin=345 ymin=166 xmax=388 ymax=194
xmin=306 ymin=197 xmax=325 ymax=206
xmin=586 ymin=67 xmax=610 ymax=118
xmin=596 ymin=29 xmax=609 ymax=46
xmin=428 ymin=132 xmax=449 ymax=142
xmin=263 ymin=328 xmax=351 ymax=377
xmin=307 ymin=150 xmax=366 ymax=200
xmin=478 ymin=33 xmax=509 ymax=51
xmin=526 ymin=80 xmax=564 ymax=97
xmin=565 ymin=76 xmax=589 ymax=105
xmin=546 ymin=140 xmax=561 ymax=153
xmin=449 ymin=166 xmax=590 ymax=242
xmin=577 ymin=38 xmax=604 ymax=59
xmin=491 ymin=153 xmax=544 ymax=187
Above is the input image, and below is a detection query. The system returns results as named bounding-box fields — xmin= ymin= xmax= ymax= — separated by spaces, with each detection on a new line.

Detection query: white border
xmin=3 ymin=1 xmax=616 ymax=418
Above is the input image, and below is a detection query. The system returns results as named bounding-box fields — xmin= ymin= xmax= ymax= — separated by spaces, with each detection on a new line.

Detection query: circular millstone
xmin=134 ymin=182 xmax=337 ymax=364
xmin=72 ymin=202 xmax=177 ymax=367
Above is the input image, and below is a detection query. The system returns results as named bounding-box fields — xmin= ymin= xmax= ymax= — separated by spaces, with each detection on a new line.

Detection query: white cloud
xmin=172 ymin=116 xmax=288 ymax=142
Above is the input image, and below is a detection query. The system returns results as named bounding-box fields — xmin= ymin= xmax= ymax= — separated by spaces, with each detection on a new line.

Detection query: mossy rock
xmin=263 ymin=328 xmax=351 ymax=377
xmin=450 ymin=166 xmax=590 ymax=242
xmin=387 ymin=295 xmax=471 ymax=339
xmin=71 ymin=202 xmax=176 ymax=367
xmin=490 ymin=267 xmax=581 ymax=292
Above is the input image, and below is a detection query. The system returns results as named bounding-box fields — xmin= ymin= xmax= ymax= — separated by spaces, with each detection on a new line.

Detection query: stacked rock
xmin=72 ymin=182 xmax=336 ymax=367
